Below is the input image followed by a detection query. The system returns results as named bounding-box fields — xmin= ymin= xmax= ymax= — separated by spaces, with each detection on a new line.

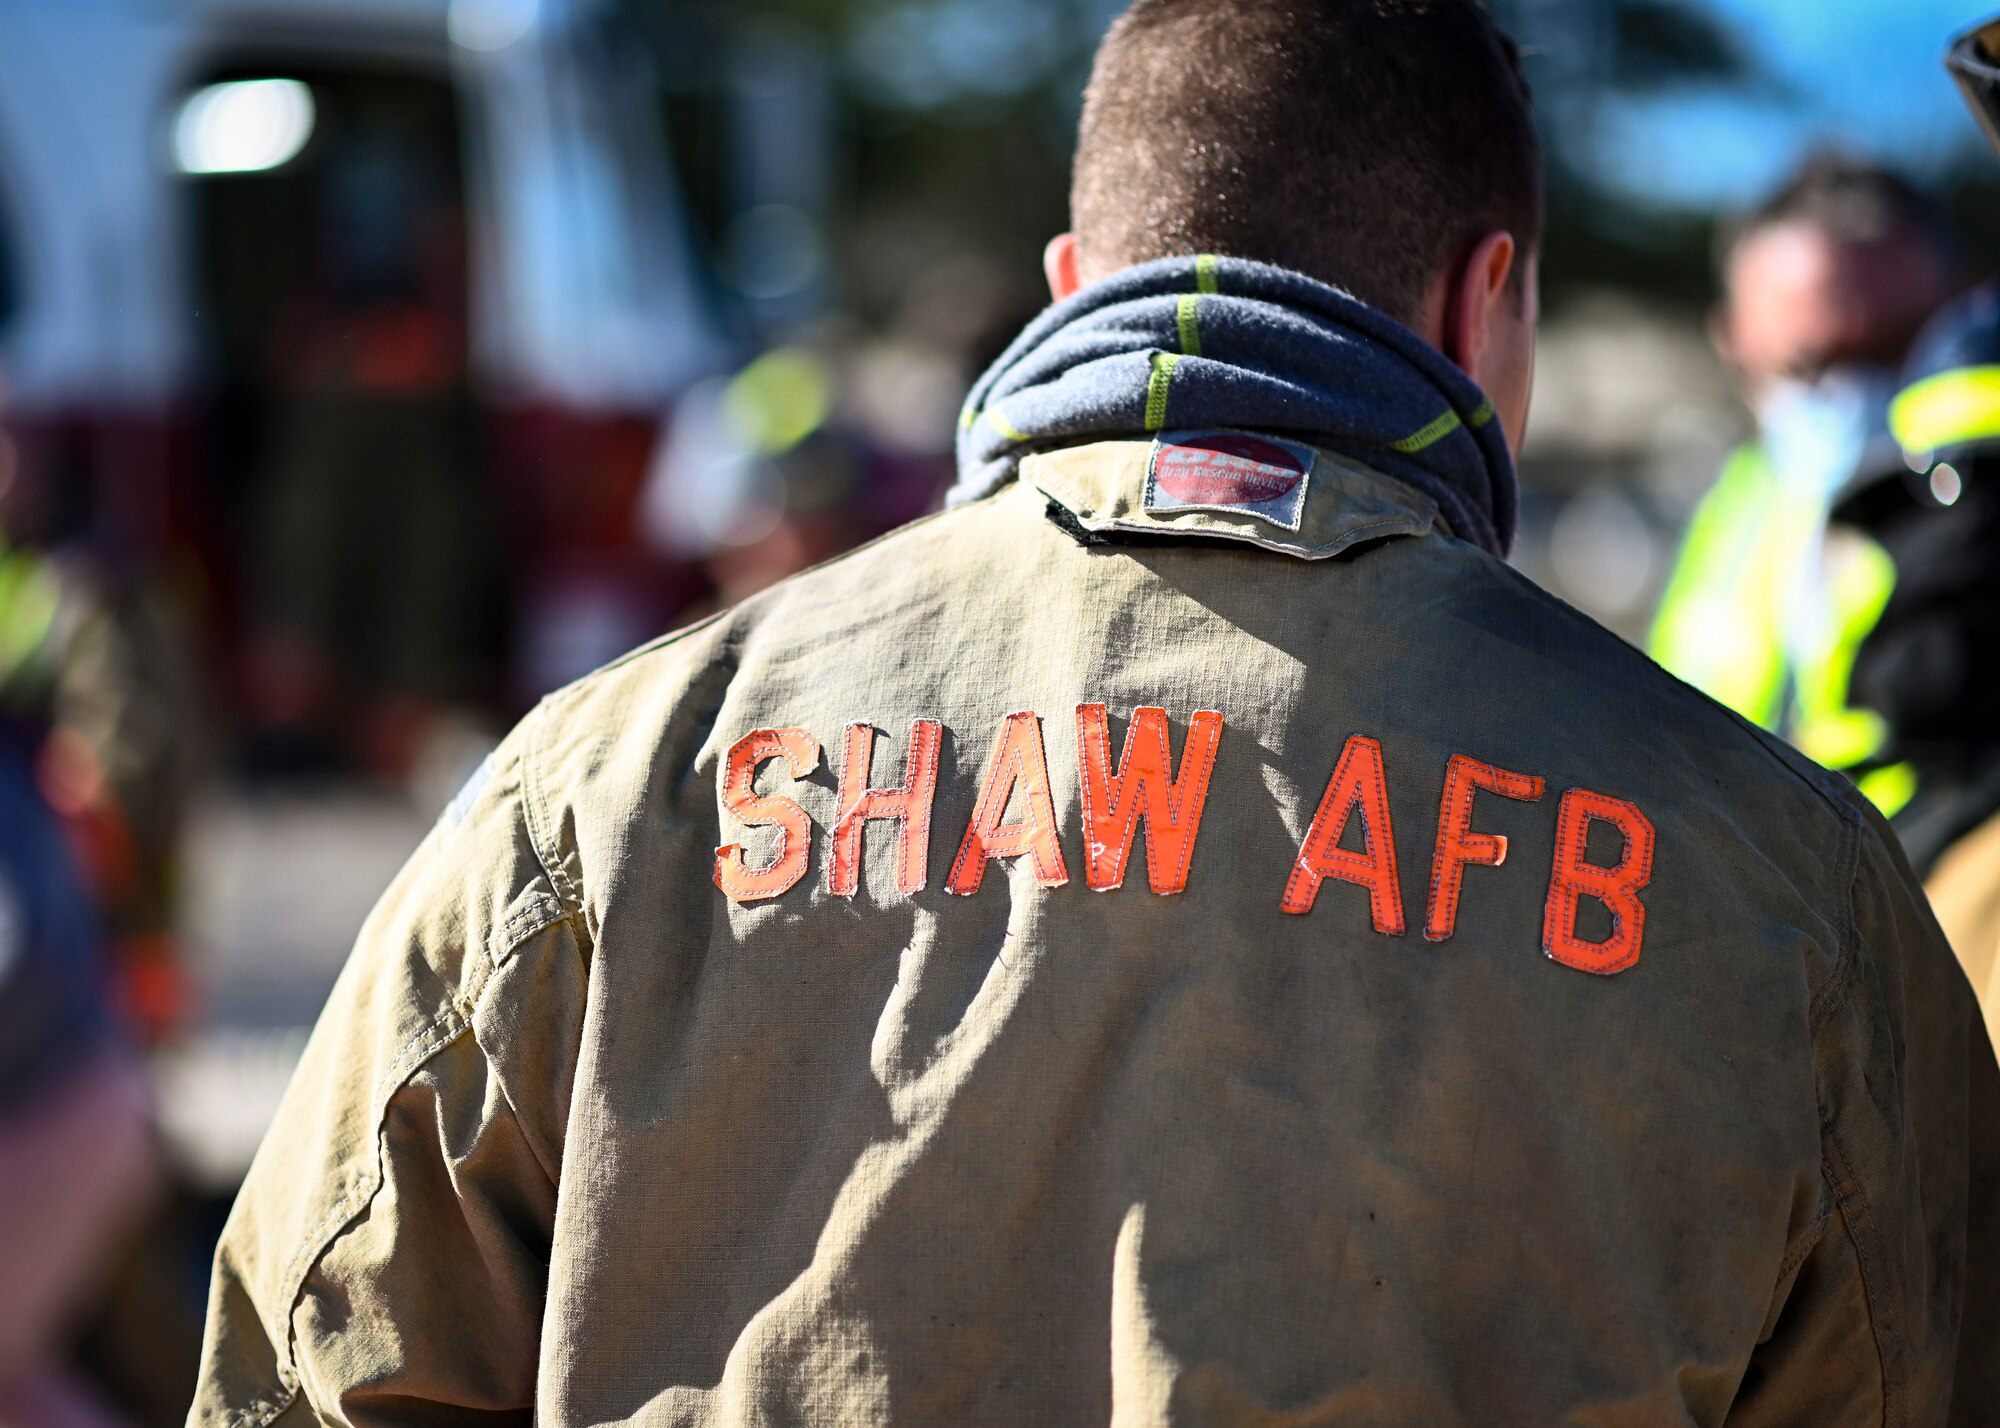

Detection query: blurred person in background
xmin=0 ymin=386 xmax=204 ymax=1045
xmin=194 ymin=0 xmax=1996 ymax=1421
xmin=1649 ymin=156 xmax=1960 ymax=799
xmin=1813 ymin=14 xmax=2000 ymax=1067
xmin=0 ymin=535 xmax=158 ymax=1428
xmin=1829 ymin=285 xmax=2000 ymax=1055
xmin=639 ymin=284 xmax=1031 ymax=613
xmin=0 ymin=378 xmax=203 ymax=1428
xmin=641 ymin=344 xmax=920 ymax=611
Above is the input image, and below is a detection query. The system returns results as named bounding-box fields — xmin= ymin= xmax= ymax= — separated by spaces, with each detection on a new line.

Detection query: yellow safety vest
xmin=0 ymin=534 xmax=62 ymax=702
xmin=1649 ymin=443 xmax=1910 ymax=813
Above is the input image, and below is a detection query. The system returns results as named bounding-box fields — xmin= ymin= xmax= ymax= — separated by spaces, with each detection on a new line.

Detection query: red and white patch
xmin=1145 ymin=430 xmax=1314 ymax=530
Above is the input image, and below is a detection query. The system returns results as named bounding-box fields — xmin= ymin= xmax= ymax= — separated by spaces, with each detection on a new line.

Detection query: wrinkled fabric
xmin=193 ymin=444 xmax=1998 ymax=1428
xmin=950 ymin=257 xmax=1517 ymax=557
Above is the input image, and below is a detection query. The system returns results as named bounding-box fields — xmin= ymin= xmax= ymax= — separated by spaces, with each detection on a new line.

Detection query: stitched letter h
xmin=831 ymin=720 xmax=944 ymax=897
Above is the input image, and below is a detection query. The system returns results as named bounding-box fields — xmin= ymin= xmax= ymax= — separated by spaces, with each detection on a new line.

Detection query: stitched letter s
xmin=715 ymin=728 xmax=822 ymax=903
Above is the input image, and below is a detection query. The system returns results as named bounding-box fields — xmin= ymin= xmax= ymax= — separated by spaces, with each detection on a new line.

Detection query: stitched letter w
xmin=1075 ymin=705 xmax=1224 ymax=894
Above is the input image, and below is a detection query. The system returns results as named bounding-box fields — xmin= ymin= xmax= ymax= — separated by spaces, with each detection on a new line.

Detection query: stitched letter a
xmin=831 ymin=720 xmax=943 ymax=897
xmin=1075 ymin=704 xmax=1224 ymax=894
xmin=715 ymin=728 xmax=821 ymax=903
xmin=947 ymin=711 xmax=1070 ymax=896
xmin=1282 ymin=734 xmax=1405 ymax=934
xmin=1542 ymin=788 xmax=1655 ymax=975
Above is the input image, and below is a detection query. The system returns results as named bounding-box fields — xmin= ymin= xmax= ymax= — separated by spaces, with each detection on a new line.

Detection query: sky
xmin=1592 ymin=0 xmax=1996 ymax=205
xmin=855 ymin=0 xmax=1999 ymax=213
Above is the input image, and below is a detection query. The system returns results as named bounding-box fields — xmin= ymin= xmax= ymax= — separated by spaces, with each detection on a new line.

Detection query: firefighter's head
xmin=1713 ymin=156 xmax=1957 ymax=410
xmin=1052 ymin=0 xmax=1544 ymax=452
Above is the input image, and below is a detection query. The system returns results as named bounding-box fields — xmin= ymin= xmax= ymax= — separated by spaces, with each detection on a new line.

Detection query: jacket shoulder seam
xmin=1819 ymin=1136 xmax=1906 ymax=1425
xmin=260 ymin=1002 xmax=471 ymax=1414
xmin=1809 ymin=807 xmax=1902 ymax=1426
xmin=260 ymin=942 xmax=541 ymax=1421
xmin=1809 ymin=804 xmax=1865 ymax=1034
xmin=487 ymin=885 xmax=567 ymax=968
xmin=1774 ymin=1203 xmax=1836 ymax=1286
xmin=215 ymin=912 xmax=552 ymax=1426
xmin=519 ymin=702 xmax=584 ymax=921
xmin=471 ymin=915 xmax=576 ymax=1186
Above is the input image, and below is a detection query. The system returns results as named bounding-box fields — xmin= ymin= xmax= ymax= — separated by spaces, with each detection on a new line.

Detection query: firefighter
xmin=0 ymin=517 xmax=203 ymax=1042
xmin=1829 ymin=285 xmax=2000 ymax=1058
xmin=0 ymin=696 xmax=156 ymax=1428
xmin=1648 ymin=156 xmax=1958 ymax=805
xmin=193 ymin=2 xmax=1999 ymax=1422
xmin=1754 ymin=14 xmax=2000 ymax=1072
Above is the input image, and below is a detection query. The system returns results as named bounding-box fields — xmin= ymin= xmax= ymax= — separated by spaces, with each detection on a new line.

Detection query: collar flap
xmin=1025 ymin=434 xmax=1441 ymax=560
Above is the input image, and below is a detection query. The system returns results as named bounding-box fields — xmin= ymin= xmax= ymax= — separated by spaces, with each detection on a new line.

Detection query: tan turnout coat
xmin=195 ymin=439 xmax=2000 ymax=1426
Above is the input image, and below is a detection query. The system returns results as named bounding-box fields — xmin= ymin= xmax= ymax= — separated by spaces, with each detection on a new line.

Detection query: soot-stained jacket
xmin=193 ymin=437 xmax=2000 ymax=1427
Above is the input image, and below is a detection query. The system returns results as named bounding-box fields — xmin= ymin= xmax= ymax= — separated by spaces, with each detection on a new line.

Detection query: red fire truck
xmin=0 ymin=0 xmax=731 ymax=720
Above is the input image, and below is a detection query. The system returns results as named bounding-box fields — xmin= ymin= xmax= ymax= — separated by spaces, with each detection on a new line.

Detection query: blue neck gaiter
xmin=950 ymin=255 xmax=1518 ymax=558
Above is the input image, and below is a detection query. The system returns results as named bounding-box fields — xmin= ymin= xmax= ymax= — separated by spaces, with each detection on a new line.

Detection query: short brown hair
xmin=1071 ymin=0 xmax=1542 ymax=325
xmin=1721 ymin=152 xmax=1954 ymax=272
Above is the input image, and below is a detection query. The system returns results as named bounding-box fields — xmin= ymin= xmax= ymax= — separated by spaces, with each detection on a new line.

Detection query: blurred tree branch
xmin=606 ymin=0 xmax=1769 ymax=321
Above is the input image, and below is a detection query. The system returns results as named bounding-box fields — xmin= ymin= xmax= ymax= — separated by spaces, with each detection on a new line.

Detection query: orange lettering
xmin=830 ymin=720 xmax=943 ymax=897
xmin=1424 ymin=755 xmax=1545 ymax=941
xmin=1076 ymin=705 xmax=1224 ymax=894
xmin=714 ymin=728 xmax=821 ymax=903
xmin=1281 ymin=735 xmax=1404 ymax=933
xmin=946 ymin=711 xmax=1070 ymax=896
xmin=1542 ymin=788 xmax=1655 ymax=975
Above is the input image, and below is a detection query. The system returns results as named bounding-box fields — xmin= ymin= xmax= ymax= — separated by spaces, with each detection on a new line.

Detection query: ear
xmin=1441 ymin=230 xmax=1516 ymax=376
xmin=1044 ymin=233 xmax=1084 ymax=302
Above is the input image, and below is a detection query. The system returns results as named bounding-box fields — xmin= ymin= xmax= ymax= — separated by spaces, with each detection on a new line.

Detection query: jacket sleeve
xmin=189 ymin=729 xmax=589 ymax=1428
xmin=1728 ymin=803 xmax=2000 ymax=1426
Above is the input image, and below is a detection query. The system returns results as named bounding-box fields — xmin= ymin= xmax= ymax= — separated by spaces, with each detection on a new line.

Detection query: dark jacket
xmin=0 ymin=733 xmax=113 ymax=1116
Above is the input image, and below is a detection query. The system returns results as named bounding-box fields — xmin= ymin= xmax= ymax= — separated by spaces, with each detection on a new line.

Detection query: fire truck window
xmin=181 ymin=62 xmax=505 ymax=782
